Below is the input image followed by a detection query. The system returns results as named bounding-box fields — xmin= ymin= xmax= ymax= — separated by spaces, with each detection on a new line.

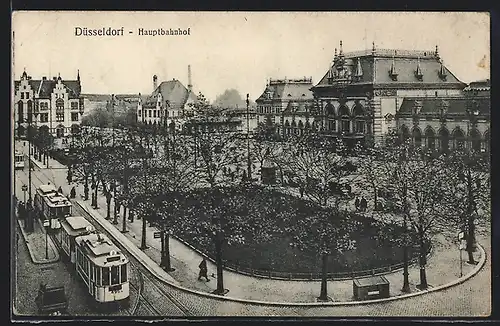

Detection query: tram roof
xmin=37 ymin=184 xmax=58 ymax=195
xmin=75 ymin=233 xmax=127 ymax=267
xmin=45 ymin=193 xmax=72 ymax=207
xmin=61 ymin=216 xmax=94 ymax=236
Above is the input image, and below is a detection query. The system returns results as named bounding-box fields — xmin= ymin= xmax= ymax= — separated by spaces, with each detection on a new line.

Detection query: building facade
xmin=255 ymin=77 xmax=315 ymax=138
xmin=311 ymin=41 xmax=466 ymax=146
xmin=395 ymin=79 xmax=490 ymax=152
xmin=14 ymin=70 xmax=84 ymax=139
xmin=136 ymin=66 xmax=198 ymax=129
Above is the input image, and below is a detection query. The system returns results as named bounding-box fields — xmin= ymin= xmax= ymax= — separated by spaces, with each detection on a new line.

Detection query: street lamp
xmin=246 ymin=94 xmax=252 ymax=181
xmin=400 ymin=143 xmax=410 ymax=293
xmin=43 ymin=219 xmax=50 ymax=259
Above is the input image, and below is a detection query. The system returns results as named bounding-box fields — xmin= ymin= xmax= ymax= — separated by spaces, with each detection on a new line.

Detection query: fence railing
xmin=168 ymin=230 xmax=433 ymax=282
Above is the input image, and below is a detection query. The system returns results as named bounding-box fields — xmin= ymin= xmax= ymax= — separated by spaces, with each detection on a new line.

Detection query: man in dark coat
xmin=70 ymin=187 xmax=76 ymax=199
xmin=360 ymin=197 xmax=367 ymax=212
xmin=198 ymin=258 xmax=210 ymax=281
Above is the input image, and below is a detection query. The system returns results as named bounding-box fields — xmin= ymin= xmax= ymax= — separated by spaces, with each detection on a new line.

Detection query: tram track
xmin=16 ymin=166 xmax=190 ymax=316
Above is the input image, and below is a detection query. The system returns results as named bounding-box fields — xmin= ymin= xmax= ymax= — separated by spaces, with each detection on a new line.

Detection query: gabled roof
xmin=15 ymin=77 xmax=82 ymax=98
xmin=143 ymin=79 xmax=197 ymax=110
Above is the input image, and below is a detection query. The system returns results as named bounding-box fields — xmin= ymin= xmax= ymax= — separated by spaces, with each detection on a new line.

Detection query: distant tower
xmin=153 ymin=75 xmax=158 ymax=91
xmin=187 ymin=65 xmax=192 ymax=92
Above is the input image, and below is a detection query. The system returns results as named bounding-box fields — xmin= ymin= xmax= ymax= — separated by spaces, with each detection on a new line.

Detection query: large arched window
xmin=439 ymin=128 xmax=450 ymax=152
xmin=284 ymin=120 xmax=290 ymax=136
xmin=17 ymin=101 xmax=24 ymax=123
xmin=325 ymin=103 xmax=335 ymax=116
xmin=27 ymin=100 xmax=33 ymax=123
xmin=353 ymin=103 xmax=365 ymax=134
xmin=412 ymin=127 xmax=422 ymax=147
xmin=400 ymin=125 xmax=410 ymax=143
xmin=469 ymin=129 xmax=481 ymax=152
xmin=452 ymin=128 xmax=465 ymax=150
xmin=339 ymin=105 xmax=350 ymax=133
xmin=291 ymin=120 xmax=298 ymax=135
xmin=297 ymin=120 xmax=304 ymax=136
xmin=424 ymin=127 xmax=436 ymax=150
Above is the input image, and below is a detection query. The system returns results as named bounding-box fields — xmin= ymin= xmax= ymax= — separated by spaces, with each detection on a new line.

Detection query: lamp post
xmin=43 ymin=219 xmax=50 ymax=259
xmin=25 ymin=104 xmax=35 ymax=233
xmin=22 ymin=184 xmax=28 ymax=207
xmin=400 ymin=140 xmax=410 ymax=293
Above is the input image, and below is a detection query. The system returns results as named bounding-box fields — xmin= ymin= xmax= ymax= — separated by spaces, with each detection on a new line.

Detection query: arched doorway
xmin=412 ymin=127 xmax=422 ymax=147
xmin=291 ymin=120 xmax=297 ymax=135
xmin=452 ymin=128 xmax=465 ymax=150
xmin=297 ymin=120 xmax=304 ymax=136
xmin=438 ymin=128 xmax=450 ymax=152
xmin=469 ymin=129 xmax=481 ymax=152
xmin=424 ymin=127 xmax=436 ymax=150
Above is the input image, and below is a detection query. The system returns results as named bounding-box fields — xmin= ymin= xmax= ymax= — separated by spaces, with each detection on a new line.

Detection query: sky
xmin=12 ymin=11 xmax=490 ymax=103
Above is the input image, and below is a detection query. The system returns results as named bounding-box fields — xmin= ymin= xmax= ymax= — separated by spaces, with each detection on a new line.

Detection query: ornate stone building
xmin=311 ymin=41 xmax=466 ymax=146
xmin=255 ymin=77 xmax=315 ymax=137
xmin=395 ymin=79 xmax=490 ymax=152
xmin=136 ymin=66 xmax=198 ymax=129
xmin=14 ymin=69 xmax=84 ymax=139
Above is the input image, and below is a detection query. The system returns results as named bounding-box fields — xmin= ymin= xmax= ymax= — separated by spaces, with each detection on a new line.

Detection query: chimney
xmin=188 ymin=65 xmax=192 ymax=92
xmin=53 ymin=77 xmax=57 ymax=81
xmin=153 ymin=75 xmax=158 ymax=91
xmin=42 ymin=76 xmax=47 ymax=80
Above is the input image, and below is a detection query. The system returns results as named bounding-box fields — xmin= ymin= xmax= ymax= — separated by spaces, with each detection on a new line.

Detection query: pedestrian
xmin=198 ymin=258 xmax=210 ymax=282
xmin=299 ymin=185 xmax=304 ymax=198
xmin=360 ymin=197 xmax=367 ymax=212
xmin=57 ymin=186 xmax=63 ymax=194
xmin=70 ymin=187 xmax=76 ymax=199
xmin=354 ymin=197 xmax=360 ymax=211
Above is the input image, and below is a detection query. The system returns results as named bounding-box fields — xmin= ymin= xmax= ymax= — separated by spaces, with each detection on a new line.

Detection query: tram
xmin=75 ymin=232 xmax=130 ymax=303
xmin=34 ymin=184 xmax=72 ymax=229
xmin=54 ymin=216 xmax=95 ymax=263
xmin=14 ymin=150 xmax=25 ymax=169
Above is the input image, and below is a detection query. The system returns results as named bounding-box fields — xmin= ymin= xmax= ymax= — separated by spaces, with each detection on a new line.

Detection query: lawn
xmin=168 ymin=185 xmax=423 ymax=275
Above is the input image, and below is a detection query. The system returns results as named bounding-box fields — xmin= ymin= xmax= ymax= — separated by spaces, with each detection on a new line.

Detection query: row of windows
xmin=76 ymin=249 xmax=128 ymax=286
xmin=18 ymin=112 xmax=79 ymax=123
xmin=258 ymin=106 xmax=281 ymax=114
xmin=139 ymin=110 xmax=181 ymax=118
xmin=20 ymin=92 xmax=30 ymax=99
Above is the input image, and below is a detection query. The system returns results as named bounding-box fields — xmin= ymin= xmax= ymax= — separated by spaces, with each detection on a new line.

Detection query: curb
xmin=29 ymin=155 xmax=46 ymax=170
xmin=75 ymin=200 xmax=179 ymax=286
xmin=76 ymin=200 xmax=487 ymax=307
xmin=17 ymin=219 xmax=59 ymax=265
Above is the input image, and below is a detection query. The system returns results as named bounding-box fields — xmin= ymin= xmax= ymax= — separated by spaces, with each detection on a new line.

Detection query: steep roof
xmin=15 ymin=77 xmax=82 ymax=98
xmin=143 ymin=79 xmax=197 ymax=109
xmin=397 ymin=97 xmax=490 ymax=116
xmin=256 ymin=79 xmax=314 ymax=103
xmin=313 ymin=48 xmax=466 ymax=90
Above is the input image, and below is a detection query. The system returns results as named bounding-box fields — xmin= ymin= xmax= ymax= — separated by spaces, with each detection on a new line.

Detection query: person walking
xmin=360 ymin=197 xmax=367 ymax=212
xmin=70 ymin=187 xmax=76 ymax=199
xmin=198 ymin=258 xmax=210 ymax=282
xmin=57 ymin=186 xmax=63 ymax=194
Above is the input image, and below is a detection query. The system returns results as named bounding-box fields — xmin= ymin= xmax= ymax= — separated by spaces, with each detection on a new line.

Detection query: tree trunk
xmin=106 ymin=197 xmax=111 ymax=219
xmin=417 ymin=230 xmax=428 ymax=290
xmin=373 ymin=186 xmax=378 ymax=211
xmin=467 ymin=217 xmax=477 ymax=264
xmin=213 ymin=231 xmax=226 ymax=295
xmin=129 ymin=210 xmax=135 ymax=223
xmin=318 ymin=252 xmax=329 ymax=301
xmin=161 ymin=231 xmax=174 ymax=271
xmin=113 ymin=202 xmax=119 ymax=225
xmin=84 ymin=178 xmax=89 ymax=201
xmin=121 ymin=206 xmax=128 ymax=233
xmin=140 ymin=213 xmax=147 ymax=250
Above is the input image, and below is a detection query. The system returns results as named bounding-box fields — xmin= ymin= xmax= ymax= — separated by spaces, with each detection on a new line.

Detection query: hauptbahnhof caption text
xmin=75 ymin=27 xmax=191 ymax=36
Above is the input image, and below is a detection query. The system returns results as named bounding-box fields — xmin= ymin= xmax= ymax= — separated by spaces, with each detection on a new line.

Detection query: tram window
xmin=91 ymin=265 xmax=95 ymax=282
xmin=96 ymin=267 xmax=101 ymax=286
xmin=102 ymin=267 xmax=110 ymax=286
xmin=111 ymin=266 xmax=119 ymax=285
xmin=120 ymin=264 xmax=127 ymax=283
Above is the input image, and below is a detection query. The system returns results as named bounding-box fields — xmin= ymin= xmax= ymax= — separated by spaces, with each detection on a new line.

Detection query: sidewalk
xmin=75 ymin=182 xmax=483 ymax=303
xmin=17 ymin=216 xmax=59 ymax=264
